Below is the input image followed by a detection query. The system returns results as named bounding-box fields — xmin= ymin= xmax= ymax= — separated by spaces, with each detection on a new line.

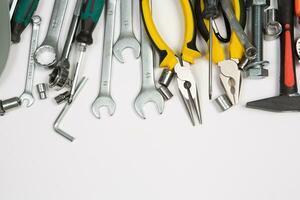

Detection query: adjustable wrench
xmin=92 ymin=0 xmax=117 ymax=119
xmin=134 ymin=15 xmax=165 ymax=119
xmin=113 ymin=0 xmax=140 ymax=63
xmin=19 ymin=15 xmax=41 ymax=107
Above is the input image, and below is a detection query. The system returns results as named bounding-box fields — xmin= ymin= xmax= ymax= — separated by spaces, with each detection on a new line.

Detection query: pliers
xmin=195 ymin=0 xmax=246 ymax=105
xmin=195 ymin=0 xmax=246 ymax=63
xmin=141 ymin=0 xmax=202 ymax=125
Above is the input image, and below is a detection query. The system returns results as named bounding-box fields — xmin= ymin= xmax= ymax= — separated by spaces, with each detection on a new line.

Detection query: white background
xmin=1 ymin=0 xmax=300 ymax=199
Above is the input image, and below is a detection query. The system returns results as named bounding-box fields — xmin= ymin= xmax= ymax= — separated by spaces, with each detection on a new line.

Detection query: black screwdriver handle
xmin=278 ymin=0 xmax=298 ymax=95
xmin=203 ymin=0 xmax=219 ymax=19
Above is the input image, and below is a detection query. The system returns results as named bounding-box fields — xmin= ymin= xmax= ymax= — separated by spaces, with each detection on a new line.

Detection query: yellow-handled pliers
xmin=195 ymin=0 xmax=246 ymax=63
xmin=141 ymin=0 xmax=202 ymax=125
xmin=195 ymin=0 xmax=246 ymax=105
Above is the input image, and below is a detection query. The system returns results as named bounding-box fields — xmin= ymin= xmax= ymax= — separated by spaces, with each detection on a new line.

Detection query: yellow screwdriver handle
xmin=229 ymin=0 xmax=244 ymax=60
xmin=141 ymin=0 xmax=200 ymax=70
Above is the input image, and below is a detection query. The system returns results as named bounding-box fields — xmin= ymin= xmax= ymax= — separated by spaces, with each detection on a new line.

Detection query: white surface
xmin=1 ymin=0 xmax=300 ymax=199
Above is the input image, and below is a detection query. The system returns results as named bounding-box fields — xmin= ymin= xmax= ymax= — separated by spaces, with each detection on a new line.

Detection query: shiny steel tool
xmin=218 ymin=59 xmax=241 ymax=105
xmin=92 ymin=0 xmax=117 ymax=119
xmin=264 ymin=0 xmax=281 ymax=41
xmin=134 ymin=14 xmax=165 ymax=119
xmin=34 ymin=0 xmax=69 ymax=68
xmin=19 ymin=15 xmax=41 ymax=107
xmin=49 ymin=0 xmax=83 ymax=90
xmin=247 ymin=0 xmax=300 ymax=112
xmin=202 ymin=0 xmax=220 ymax=100
xmin=141 ymin=0 xmax=202 ymax=125
xmin=0 ymin=97 xmax=21 ymax=116
xmin=53 ymin=77 xmax=87 ymax=142
xmin=68 ymin=0 xmax=105 ymax=104
xmin=220 ymin=0 xmax=257 ymax=61
xmin=113 ymin=0 xmax=140 ymax=63
xmin=0 ymin=0 xmax=11 ymax=78
xmin=175 ymin=61 xmax=202 ymax=125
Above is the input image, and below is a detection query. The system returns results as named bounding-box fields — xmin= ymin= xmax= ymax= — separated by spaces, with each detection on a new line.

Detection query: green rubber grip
xmin=77 ymin=0 xmax=105 ymax=45
xmin=11 ymin=0 xmax=40 ymax=43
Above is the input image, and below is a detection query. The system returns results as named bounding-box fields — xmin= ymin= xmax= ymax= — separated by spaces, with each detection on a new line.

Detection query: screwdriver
xmin=11 ymin=0 xmax=40 ymax=43
xmin=68 ymin=0 xmax=105 ymax=104
xmin=203 ymin=0 xmax=219 ymax=100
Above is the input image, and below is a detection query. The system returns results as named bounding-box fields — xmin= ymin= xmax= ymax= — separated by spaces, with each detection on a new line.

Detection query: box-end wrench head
xmin=34 ymin=0 xmax=69 ymax=68
xmin=20 ymin=15 xmax=41 ymax=107
xmin=221 ymin=0 xmax=257 ymax=61
xmin=113 ymin=0 xmax=140 ymax=63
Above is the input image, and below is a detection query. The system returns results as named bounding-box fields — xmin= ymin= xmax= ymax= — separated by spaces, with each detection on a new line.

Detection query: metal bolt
xmin=246 ymin=0 xmax=270 ymax=78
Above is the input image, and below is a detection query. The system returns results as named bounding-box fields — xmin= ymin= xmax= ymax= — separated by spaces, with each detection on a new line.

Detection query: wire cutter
xmin=141 ymin=0 xmax=202 ymax=125
xmin=195 ymin=0 xmax=246 ymax=105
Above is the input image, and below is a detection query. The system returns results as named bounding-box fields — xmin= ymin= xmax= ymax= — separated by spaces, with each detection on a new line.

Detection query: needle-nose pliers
xmin=141 ymin=0 xmax=202 ymax=125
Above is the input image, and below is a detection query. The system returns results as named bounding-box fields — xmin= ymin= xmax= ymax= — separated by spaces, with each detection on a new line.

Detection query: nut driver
xmin=247 ymin=0 xmax=300 ymax=112
xmin=68 ymin=0 xmax=105 ymax=104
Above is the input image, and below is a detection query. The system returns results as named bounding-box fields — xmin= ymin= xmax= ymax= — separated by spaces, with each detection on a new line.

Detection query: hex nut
xmin=246 ymin=67 xmax=269 ymax=78
xmin=246 ymin=0 xmax=270 ymax=7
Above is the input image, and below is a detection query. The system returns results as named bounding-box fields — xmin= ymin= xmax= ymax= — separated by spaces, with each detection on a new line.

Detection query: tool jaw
xmin=218 ymin=59 xmax=241 ymax=105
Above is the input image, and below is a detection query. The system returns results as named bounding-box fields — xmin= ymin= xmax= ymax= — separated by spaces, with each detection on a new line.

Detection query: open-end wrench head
xmin=134 ymin=89 xmax=165 ymax=119
xmin=34 ymin=45 xmax=58 ymax=68
xmin=91 ymin=96 xmax=116 ymax=119
xmin=19 ymin=93 xmax=35 ymax=107
xmin=113 ymin=37 xmax=141 ymax=63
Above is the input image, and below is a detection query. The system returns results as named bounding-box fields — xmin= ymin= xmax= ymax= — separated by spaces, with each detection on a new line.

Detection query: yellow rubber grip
xmin=201 ymin=0 xmax=244 ymax=62
xmin=141 ymin=0 xmax=200 ymax=70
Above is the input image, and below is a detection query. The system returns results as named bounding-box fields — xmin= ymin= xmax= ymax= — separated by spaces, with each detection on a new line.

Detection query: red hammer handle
xmin=279 ymin=0 xmax=298 ymax=95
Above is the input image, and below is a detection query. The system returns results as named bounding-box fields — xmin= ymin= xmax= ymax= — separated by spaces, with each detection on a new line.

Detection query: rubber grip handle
xmin=295 ymin=0 xmax=300 ymax=17
xmin=203 ymin=0 xmax=219 ymax=19
xmin=11 ymin=0 xmax=40 ymax=43
xmin=76 ymin=0 xmax=105 ymax=45
xmin=278 ymin=0 xmax=298 ymax=95
xmin=181 ymin=0 xmax=201 ymax=64
xmin=141 ymin=0 xmax=200 ymax=70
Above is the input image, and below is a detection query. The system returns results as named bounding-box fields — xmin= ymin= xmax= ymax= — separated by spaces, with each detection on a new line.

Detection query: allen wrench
xmin=53 ymin=77 xmax=88 ymax=142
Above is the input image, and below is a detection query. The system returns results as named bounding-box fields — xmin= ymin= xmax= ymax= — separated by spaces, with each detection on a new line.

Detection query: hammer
xmin=246 ymin=0 xmax=300 ymax=112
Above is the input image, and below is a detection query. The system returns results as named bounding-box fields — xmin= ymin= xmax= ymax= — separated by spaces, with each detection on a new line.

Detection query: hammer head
xmin=246 ymin=95 xmax=300 ymax=112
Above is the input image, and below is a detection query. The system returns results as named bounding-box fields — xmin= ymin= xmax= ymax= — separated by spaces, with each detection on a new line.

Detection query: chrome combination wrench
xmin=113 ymin=0 xmax=140 ymax=63
xmin=134 ymin=15 xmax=165 ymax=119
xmin=20 ymin=16 xmax=41 ymax=107
xmin=34 ymin=0 xmax=69 ymax=68
xmin=92 ymin=0 xmax=117 ymax=119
